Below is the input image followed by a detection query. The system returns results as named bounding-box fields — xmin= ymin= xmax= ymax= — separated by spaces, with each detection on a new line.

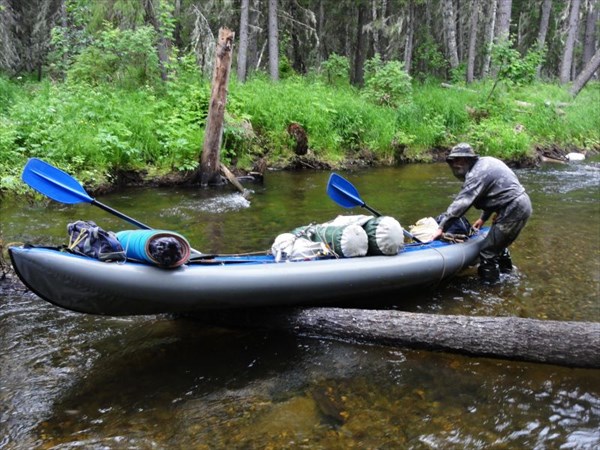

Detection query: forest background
xmin=0 ymin=0 xmax=599 ymax=194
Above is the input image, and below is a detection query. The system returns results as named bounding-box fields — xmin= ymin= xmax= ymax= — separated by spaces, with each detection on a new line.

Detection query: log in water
xmin=196 ymin=307 xmax=600 ymax=369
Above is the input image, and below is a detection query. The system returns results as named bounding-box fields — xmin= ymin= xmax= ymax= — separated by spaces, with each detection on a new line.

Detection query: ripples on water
xmin=532 ymin=162 xmax=600 ymax=196
xmin=1 ymin=162 xmax=599 ymax=448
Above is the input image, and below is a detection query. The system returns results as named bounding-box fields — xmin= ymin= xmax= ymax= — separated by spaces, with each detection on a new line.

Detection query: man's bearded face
xmin=448 ymin=158 xmax=472 ymax=181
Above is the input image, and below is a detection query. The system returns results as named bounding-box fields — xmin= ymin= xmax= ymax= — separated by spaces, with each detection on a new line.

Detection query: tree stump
xmin=287 ymin=122 xmax=308 ymax=156
xmin=197 ymin=27 xmax=235 ymax=186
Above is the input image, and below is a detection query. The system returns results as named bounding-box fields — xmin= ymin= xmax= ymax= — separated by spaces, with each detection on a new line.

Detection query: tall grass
xmin=0 ymin=72 xmax=598 ymax=194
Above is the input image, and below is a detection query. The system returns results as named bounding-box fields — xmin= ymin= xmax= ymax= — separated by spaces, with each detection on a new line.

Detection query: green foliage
xmin=0 ymin=68 xmax=599 ymax=195
xmin=449 ymin=63 xmax=467 ymax=84
xmin=362 ymin=55 xmax=412 ymax=107
xmin=320 ymin=54 xmax=350 ymax=86
xmin=0 ymin=75 xmax=17 ymax=112
xmin=394 ymin=82 xmax=476 ymax=152
xmin=278 ymin=55 xmax=295 ymax=79
xmin=413 ymin=35 xmax=447 ymax=80
xmin=46 ymin=0 xmax=93 ymax=79
xmin=68 ymin=25 xmax=160 ymax=88
xmin=467 ymin=118 xmax=533 ymax=158
xmin=491 ymin=39 xmax=545 ymax=86
xmin=331 ymin=109 xmax=366 ymax=151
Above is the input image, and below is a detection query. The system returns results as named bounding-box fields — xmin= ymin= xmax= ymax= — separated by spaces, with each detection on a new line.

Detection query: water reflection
xmin=1 ymin=162 xmax=599 ymax=448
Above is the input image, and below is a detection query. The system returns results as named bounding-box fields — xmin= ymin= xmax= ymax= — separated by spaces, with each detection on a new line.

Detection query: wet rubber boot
xmin=498 ymin=248 xmax=513 ymax=273
xmin=478 ymin=259 xmax=500 ymax=283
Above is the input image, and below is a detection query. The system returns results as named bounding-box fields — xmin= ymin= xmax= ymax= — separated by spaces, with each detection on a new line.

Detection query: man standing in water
xmin=432 ymin=143 xmax=532 ymax=283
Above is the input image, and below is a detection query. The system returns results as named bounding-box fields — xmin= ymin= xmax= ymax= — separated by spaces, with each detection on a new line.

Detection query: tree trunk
xmin=482 ymin=0 xmax=497 ymax=76
xmin=537 ymin=0 xmax=552 ymax=48
xmin=198 ymin=27 xmax=235 ymax=187
xmin=466 ymin=0 xmax=480 ymax=83
xmin=559 ymin=0 xmax=581 ymax=83
xmin=144 ymin=0 xmax=171 ymax=82
xmin=570 ymin=48 xmax=600 ymax=97
xmin=352 ymin=0 xmax=367 ymax=86
xmin=268 ymin=0 xmax=279 ymax=81
xmin=196 ymin=308 xmax=600 ymax=369
xmin=371 ymin=0 xmax=379 ymax=57
xmin=404 ymin=0 xmax=414 ymax=73
xmin=316 ymin=0 xmax=325 ymax=65
xmin=289 ymin=0 xmax=306 ymax=74
xmin=237 ymin=0 xmax=250 ymax=82
xmin=247 ymin=0 xmax=260 ymax=73
xmin=494 ymin=0 xmax=512 ymax=43
xmin=582 ymin=0 xmax=598 ymax=68
xmin=536 ymin=0 xmax=552 ymax=77
xmin=173 ymin=0 xmax=183 ymax=50
xmin=442 ymin=0 xmax=460 ymax=69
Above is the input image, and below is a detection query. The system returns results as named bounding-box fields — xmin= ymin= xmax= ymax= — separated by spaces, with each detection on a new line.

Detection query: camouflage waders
xmin=477 ymin=193 xmax=532 ymax=282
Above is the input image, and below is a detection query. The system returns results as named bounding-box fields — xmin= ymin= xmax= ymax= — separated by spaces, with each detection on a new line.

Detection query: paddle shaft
xmin=363 ymin=203 xmax=422 ymax=243
xmin=361 ymin=203 xmax=383 ymax=217
xmin=326 ymin=173 xmax=422 ymax=243
xmin=92 ymin=200 xmax=151 ymax=230
xmin=21 ymin=158 xmax=205 ymax=256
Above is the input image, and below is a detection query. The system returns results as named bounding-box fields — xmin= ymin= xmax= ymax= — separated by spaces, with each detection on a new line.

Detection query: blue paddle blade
xmin=326 ymin=173 xmax=366 ymax=209
xmin=22 ymin=158 xmax=94 ymax=204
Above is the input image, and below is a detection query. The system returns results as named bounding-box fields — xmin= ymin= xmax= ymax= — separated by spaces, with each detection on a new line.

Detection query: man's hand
xmin=431 ymin=227 xmax=444 ymax=241
xmin=472 ymin=218 xmax=485 ymax=230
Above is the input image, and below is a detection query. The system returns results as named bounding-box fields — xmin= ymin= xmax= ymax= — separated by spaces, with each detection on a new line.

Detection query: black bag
xmin=67 ymin=220 xmax=126 ymax=262
xmin=435 ymin=215 xmax=472 ymax=235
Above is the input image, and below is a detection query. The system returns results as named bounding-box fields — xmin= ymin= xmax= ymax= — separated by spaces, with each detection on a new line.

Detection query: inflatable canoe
xmin=9 ymin=231 xmax=487 ymax=316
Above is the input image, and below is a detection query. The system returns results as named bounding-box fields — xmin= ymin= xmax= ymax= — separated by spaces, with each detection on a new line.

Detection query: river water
xmin=1 ymin=161 xmax=599 ymax=449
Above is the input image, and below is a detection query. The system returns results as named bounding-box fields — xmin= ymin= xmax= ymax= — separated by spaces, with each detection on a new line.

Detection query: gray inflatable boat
xmin=9 ymin=232 xmax=486 ymax=316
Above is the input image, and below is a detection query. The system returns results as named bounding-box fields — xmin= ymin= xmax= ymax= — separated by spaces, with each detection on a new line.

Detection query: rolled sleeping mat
xmin=116 ymin=230 xmax=191 ymax=268
xmin=310 ymin=223 xmax=368 ymax=257
xmin=363 ymin=216 xmax=404 ymax=255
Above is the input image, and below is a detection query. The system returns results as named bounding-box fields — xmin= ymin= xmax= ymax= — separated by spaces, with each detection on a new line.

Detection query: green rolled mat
xmin=363 ymin=216 xmax=404 ymax=255
xmin=116 ymin=230 xmax=191 ymax=268
xmin=293 ymin=223 xmax=368 ymax=257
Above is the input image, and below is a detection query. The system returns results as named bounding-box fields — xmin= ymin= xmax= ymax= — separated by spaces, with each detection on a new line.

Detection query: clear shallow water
xmin=1 ymin=162 xmax=599 ymax=449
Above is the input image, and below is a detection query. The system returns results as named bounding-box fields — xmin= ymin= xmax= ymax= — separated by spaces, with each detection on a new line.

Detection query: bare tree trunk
xmin=582 ymin=0 xmax=598 ymax=68
xmin=570 ymin=48 xmax=600 ymax=97
xmin=559 ymin=0 xmax=582 ymax=83
xmin=482 ymin=0 xmax=497 ymax=76
xmin=198 ymin=28 xmax=235 ymax=187
xmin=144 ymin=0 xmax=171 ymax=82
xmin=289 ymin=0 xmax=306 ymax=73
xmin=371 ymin=0 xmax=380 ymax=56
xmin=536 ymin=0 xmax=552 ymax=77
xmin=191 ymin=6 xmax=216 ymax=77
xmin=317 ymin=0 xmax=325 ymax=64
xmin=268 ymin=0 xmax=279 ymax=81
xmin=196 ymin=308 xmax=600 ymax=369
xmin=466 ymin=0 xmax=480 ymax=83
xmin=494 ymin=0 xmax=512 ymax=43
xmin=237 ymin=0 xmax=250 ymax=82
xmin=352 ymin=0 xmax=368 ymax=86
xmin=173 ymin=0 xmax=183 ymax=50
xmin=456 ymin=0 xmax=465 ymax=61
xmin=404 ymin=0 xmax=414 ymax=73
xmin=442 ymin=0 xmax=460 ymax=69
xmin=247 ymin=0 xmax=260 ymax=73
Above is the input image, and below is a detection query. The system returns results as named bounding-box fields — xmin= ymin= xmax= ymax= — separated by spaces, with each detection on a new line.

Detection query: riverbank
xmin=1 ymin=76 xmax=599 ymax=196
xmin=73 ymin=143 xmax=600 ymax=198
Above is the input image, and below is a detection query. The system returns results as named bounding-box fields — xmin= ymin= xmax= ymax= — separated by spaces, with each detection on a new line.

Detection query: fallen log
xmin=195 ymin=308 xmax=600 ymax=369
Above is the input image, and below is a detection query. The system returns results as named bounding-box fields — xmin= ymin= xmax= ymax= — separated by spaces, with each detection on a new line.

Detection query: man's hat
xmin=446 ymin=143 xmax=478 ymax=161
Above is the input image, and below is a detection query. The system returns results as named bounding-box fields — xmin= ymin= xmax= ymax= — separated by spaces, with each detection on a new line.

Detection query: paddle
xmin=326 ymin=172 xmax=422 ymax=243
xmin=22 ymin=158 xmax=152 ymax=229
xmin=21 ymin=158 xmax=208 ymax=258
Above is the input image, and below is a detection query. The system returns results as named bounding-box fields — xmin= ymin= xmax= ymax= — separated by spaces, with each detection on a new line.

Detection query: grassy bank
xmin=0 ymin=73 xmax=599 ymax=195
